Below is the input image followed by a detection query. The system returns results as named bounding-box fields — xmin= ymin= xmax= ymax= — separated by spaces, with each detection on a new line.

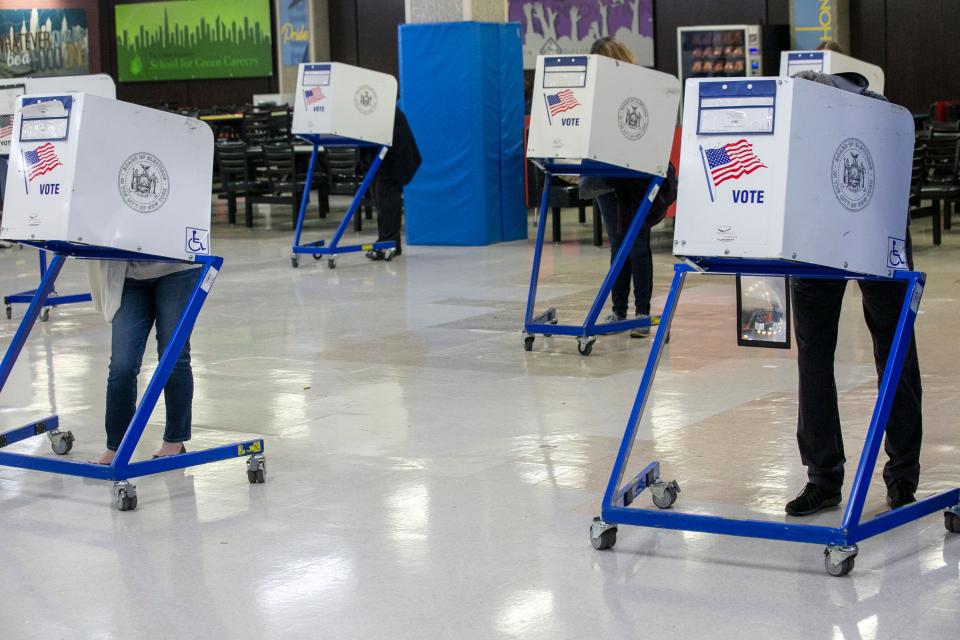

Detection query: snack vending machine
xmin=677 ymin=25 xmax=789 ymax=84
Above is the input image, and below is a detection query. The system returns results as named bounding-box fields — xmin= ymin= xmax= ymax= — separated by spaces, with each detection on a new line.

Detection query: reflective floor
xmin=0 ymin=204 xmax=958 ymax=639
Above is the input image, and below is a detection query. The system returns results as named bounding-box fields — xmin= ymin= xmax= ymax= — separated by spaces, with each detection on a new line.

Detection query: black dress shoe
xmin=886 ymin=480 xmax=916 ymax=510
xmin=365 ymin=249 xmax=386 ymax=261
xmin=785 ymin=482 xmax=842 ymax=516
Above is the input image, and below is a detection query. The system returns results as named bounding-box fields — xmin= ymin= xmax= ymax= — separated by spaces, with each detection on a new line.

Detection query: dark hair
xmin=589 ymin=37 xmax=637 ymax=64
xmin=816 ymin=40 xmax=845 ymax=54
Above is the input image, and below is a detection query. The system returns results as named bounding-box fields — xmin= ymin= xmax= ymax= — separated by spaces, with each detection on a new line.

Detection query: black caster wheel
xmin=590 ymin=517 xmax=617 ymax=550
xmin=117 ymin=494 xmax=138 ymax=511
xmin=523 ymin=336 xmax=534 ymax=352
xmin=651 ymin=480 xmax=680 ymax=509
xmin=824 ymin=546 xmax=857 ymax=577
xmin=247 ymin=454 xmax=266 ymax=484
xmin=247 ymin=469 xmax=266 ymax=483
xmin=50 ymin=431 xmax=75 ymax=455
xmin=328 ymin=257 xmax=337 ymax=270
xmin=4 ymin=306 xmax=11 ymax=320
xmin=543 ymin=318 xmax=557 ymax=338
xmin=945 ymin=511 xmax=960 ymax=533
xmin=291 ymin=255 xmax=300 ymax=268
xmin=312 ymin=253 xmax=323 ymax=261
xmin=577 ymin=339 xmax=595 ymax=356
xmin=39 ymin=308 xmax=50 ymax=322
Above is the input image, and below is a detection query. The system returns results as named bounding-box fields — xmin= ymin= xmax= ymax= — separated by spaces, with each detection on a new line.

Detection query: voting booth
xmin=523 ymin=55 xmax=680 ymax=355
xmin=780 ymin=50 xmax=885 ymax=94
xmin=0 ymin=94 xmax=266 ymax=510
xmin=0 ymin=75 xmax=117 ymax=319
xmin=290 ymin=62 xmax=398 ymax=268
xmin=673 ymin=77 xmax=913 ymax=277
xmin=591 ymin=76 xmax=960 ymax=576
xmin=2 ymin=93 xmax=213 ymax=261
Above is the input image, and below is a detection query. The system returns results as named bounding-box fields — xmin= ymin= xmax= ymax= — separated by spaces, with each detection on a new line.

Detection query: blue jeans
xmin=105 ymin=268 xmax=201 ymax=450
xmin=596 ymin=192 xmax=653 ymax=318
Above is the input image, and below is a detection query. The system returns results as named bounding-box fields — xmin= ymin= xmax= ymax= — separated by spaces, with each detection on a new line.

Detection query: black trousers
xmin=596 ymin=192 xmax=653 ymax=317
xmin=792 ymin=278 xmax=922 ymax=494
xmin=373 ymin=175 xmax=403 ymax=250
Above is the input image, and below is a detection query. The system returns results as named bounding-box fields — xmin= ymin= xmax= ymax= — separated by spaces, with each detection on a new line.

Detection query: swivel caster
xmin=328 ymin=256 xmax=337 ymax=270
xmin=113 ymin=481 xmax=138 ymax=512
xmin=247 ymin=453 xmax=266 ymax=484
xmin=48 ymin=430 xmax=75 ymax=455
xmin=651 ymin=479 xmax=680 ymax=509
xmin=543 ymin=317 xmax=558 ymax=338
xmin=4 ymin=305 xmax=10 ymax=320
xmin=824 ymin=545 xmax=857 ymax=577
xmin=590 ymin=517 xmax=617 ymax=550
xmin=577 ymin=336 xmax=596 ymax=356
xmin=39 ymin=307 xmax=50 ymax=322
xmin=945 ymin=508 xmax=960 ymax=533
xmin=523 ymin=334 xmax=535 ymax=352
xmin=291 ymin=255 xmax=300 ymax=269
xmin=312 ymin=253 xmax=323 ymax=261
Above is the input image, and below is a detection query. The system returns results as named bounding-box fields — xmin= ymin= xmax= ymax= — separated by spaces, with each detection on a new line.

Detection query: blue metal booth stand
xmin=524 ymin=160 xmax=663 ymax=356
xmin=0 ymin=242 xmax=266 ymax=511
xmin=290 ymin=136 xmax=396 ymax=269
xmin=590 ymin=257 xmax=960 ymax=575
xmin=4 ymin=249 xmax=92 ymax=321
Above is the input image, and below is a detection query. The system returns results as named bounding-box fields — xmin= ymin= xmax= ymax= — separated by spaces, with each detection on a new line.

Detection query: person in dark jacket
xmin=785 ymin=67 xmax=923 ymax=517
xmin=365 ymin=107 xmax=421 ymax=261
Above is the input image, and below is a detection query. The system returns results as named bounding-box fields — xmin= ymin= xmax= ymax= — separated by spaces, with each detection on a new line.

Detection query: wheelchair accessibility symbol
xmin=887 ymin=236 xmax=906 ymax=269
xmin=185 ymin=227 xmax=209 ymax=255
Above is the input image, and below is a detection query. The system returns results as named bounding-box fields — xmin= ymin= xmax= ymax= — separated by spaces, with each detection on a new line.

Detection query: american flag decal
xmin=545 ymin=89 xmax=580 ymax=117
xmin=304 ymin=87 xmax=325 ymax=106
xmin=0 ymin=114 xmax=12 ymax=140
xmin=24 ymin=142 xmax=63 ymax=182
xmin=704 ymin=139 xmax=767 ymax=187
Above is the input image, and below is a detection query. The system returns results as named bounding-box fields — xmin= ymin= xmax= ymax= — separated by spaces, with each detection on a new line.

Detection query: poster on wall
xmin=278 ymin=0 xmax=310 ymax=66
xmin=0 ymin=9 xmax=89 ymax=78
xmin=507 ymin=0 xmax=654 ymax=69
xmin=115 ymin=0 xmax=274 ymax=82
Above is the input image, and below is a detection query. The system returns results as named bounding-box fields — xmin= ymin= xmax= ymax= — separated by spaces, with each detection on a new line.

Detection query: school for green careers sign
xmin=115 ymin=0 xmax=273 ymax=82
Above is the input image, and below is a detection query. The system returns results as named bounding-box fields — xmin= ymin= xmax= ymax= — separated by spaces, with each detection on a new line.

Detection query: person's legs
xmin=626 ymin=225 xmax=653 ymax=337
xmin=859 ymin=280 xmax=923 ymax=496
xmin=373 ymin=176 xmax=404 ymax=253
xmin=596 ymin=192 xmax=629 ymax=319
xmin=792 ymin=278 xmax=848 ymax=494
xmin=103 ymin=279 xmax=156 ymax=454
xmin=153 ymin=268 xmax=202 ymax=448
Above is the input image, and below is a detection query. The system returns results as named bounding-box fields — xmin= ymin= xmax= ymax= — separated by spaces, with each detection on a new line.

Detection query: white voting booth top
xmin=0 ymin=73 xmax=115 ymax=156
xmin=1 ymin=92 xmax=215 ymax=262
xmin=780 ymin=51 xmax=885 ymax=94
xmin=291 ymin=62 xmax=397 ymax=147
xmin=673 ymin=76 xmax=914 ymax=278
xmin=527 ymin=54 xmax=680 ymax=177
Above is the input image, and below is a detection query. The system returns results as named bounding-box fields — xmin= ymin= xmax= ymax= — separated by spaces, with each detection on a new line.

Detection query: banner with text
xmin=0 ymin=9 xmax=89 ymax=78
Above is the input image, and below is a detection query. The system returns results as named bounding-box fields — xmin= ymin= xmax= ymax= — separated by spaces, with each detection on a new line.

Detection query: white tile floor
xmin=0 ymin=206 xmax=957 ymax=639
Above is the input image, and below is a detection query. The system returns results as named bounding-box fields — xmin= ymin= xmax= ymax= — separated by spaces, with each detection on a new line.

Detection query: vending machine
xmin=779 ymin=50 xmax=884 ymax=94
xmin=676 ymin=25 xmax=789 ymax=84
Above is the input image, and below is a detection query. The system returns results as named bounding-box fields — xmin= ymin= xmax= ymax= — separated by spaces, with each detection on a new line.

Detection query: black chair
xmin=533 ymin=169 xmax=602 ymax=245
xmin=919 ymin=137 xmax=960 ymax=244
xmin=241 ymin=111 xmax=271 ymax=147
xmin=215 ymin=141 xmax=263 ymax=227
xmin=247 ymin=143 xmax=325 ymax=227
xmin=265 ymin=109 xmax=293 ymax=144
xmin=323 ymin=147 xmax=374 ymax=231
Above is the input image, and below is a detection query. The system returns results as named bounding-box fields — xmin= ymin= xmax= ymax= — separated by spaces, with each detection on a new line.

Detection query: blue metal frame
xmin=0 ymin=246 xmax=265 ymax=485
xmin=291 ymin=134 xmax=396 ymax=265
xmin=600 ymin=260 xmax=960 ymax=550
xmin=524 ymin=159 xmax=665 ymax=346
xmin=4 ymin=249 xmax=92 ymax=319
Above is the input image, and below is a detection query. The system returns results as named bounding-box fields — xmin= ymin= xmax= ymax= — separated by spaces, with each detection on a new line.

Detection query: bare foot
xmin=91 ymin=449 xmax=116 ymax=465
xmin=153 ymin=442 xmax=186 ymax=458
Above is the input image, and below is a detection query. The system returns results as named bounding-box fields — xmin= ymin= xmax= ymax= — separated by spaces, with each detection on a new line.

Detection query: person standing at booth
xmin=90 ymin=261 xmax=202 ymax=464
xmin=364 ymin=107 xmax=421 ymax=261
xmin=785 ymin=66 xmax=923 ymax=517
xmin=585 ymin=37 xmax=675 ymax=337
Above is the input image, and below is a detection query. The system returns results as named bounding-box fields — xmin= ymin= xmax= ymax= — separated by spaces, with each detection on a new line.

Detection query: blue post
xmin=0 ymin=254 xmax=64 ymax=393
xmin=328 ymin=145 xmax=386 ymax=249
xmin=524 ymin=173 xmax=553 ymax=325
xmin=293 ymin=141 xmax=320 ymax=249
xmin=841 ymin=273 xmax=922 ymax=530
xmin=112 ymin=256 xmax=223 ymax=471
xmin=582 ymin=177 xmax=662 ymax=334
